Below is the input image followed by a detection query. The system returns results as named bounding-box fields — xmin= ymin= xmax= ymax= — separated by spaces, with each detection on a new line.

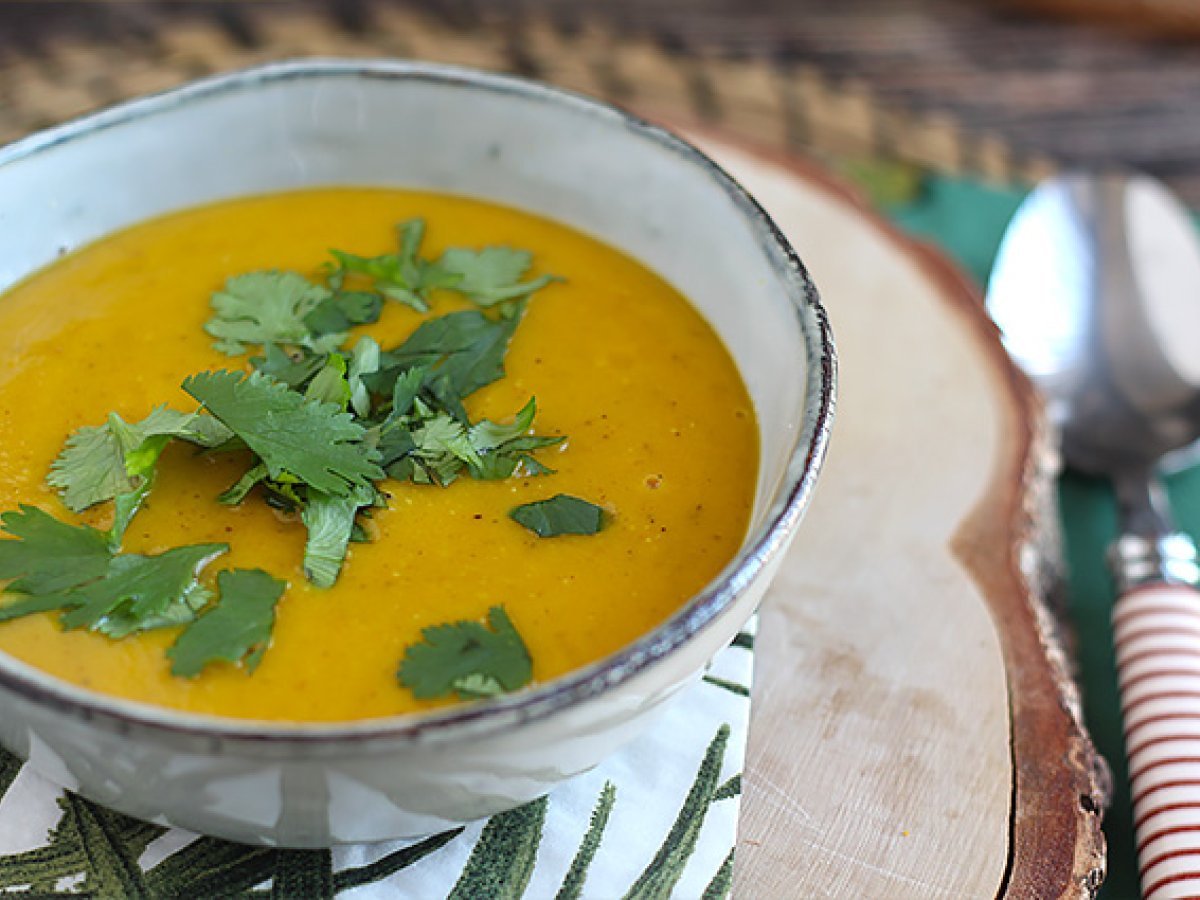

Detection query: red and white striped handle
xmin=1116 ymin=584 xmax=1200 ymax=899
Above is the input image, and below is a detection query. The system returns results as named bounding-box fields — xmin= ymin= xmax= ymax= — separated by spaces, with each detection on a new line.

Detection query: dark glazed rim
xmin=0 ymin=59 xmax=836 ymax=750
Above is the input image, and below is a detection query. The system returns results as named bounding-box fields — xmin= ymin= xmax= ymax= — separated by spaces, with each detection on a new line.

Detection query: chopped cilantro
xmin=407 ymin=412 xmax=482 ymax=486
xmin=48 ymin=406 xmax=233 ymax=514
xmin=437 ymin=246 xmax=558 ymax=308
xmin=0 ymin=505 xmax=111 ymax=597
xmin=167 ymin=569 xmax=286 ymax=677
xmin=250 ymin=344 xmax=327 ymax=389
xmin=467 ymin=398 xmax=562 ymax=480
xmin=386 ymin=365 xmax=427 ymax=423
xmin=382 ymin=397 xmax=560 ymax=487
xmin=182 ymin=370 xmax=384 ymax=498
xmin=301 ymin=484 xmax=377 ymax=588
xmin=304 ymin=353 xmax=353 ymax=410
xmin=60 ymin=543 xmax=226 ymax=638
xmin=368 ymin=309 xmax=521 ymax=406
xmin=10 ymin=218 xmax=572 ymax=682
xmin=347 ymin=336 xmax=381 ymax=418
xmin=0 ymin=506 xmax=227 ymax=639
xmin=108 ymin=480 xmax=153 ymax=548
xmin=326 ymin=220 xmax=460 ymax=313
xmin=205 ymin=271 xmax=342 ymax=355
xmin=397 ymin=605 xmax=532 ymax=700
xmin=302 ymin=291 xmax=382 ymax=337
xmin=217 ymin=462 xmax=268 ymax=506
xmin=509 ymin=494 xmax=606 ymax=538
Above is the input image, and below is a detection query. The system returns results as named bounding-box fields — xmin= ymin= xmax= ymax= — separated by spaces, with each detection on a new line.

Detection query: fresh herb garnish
xmin=396 ymin=605 xmax=533 ymax=700
xmin=0 ymin=505 xmax=111 ymax=596
xmin=300 ymin=484 xmax=379 ymax=588
xmin=436 ymin=246 xmax=559 ymax=309
xmin=324 ymin=219 xmax=461 ymax=313
xmin=366 ymin=308 xmax=522 ymax=408
xmin=0 ymin=508 xmax=284 ymax=674
xmin=304 ymin=353 xmax=354 ymax=410
xmin=3 ymin=216 xmax=591 ymax=685
xmin=206 ymin=271 xmax=342 ymax=355
xmin=509 ymin=494 xmax=606 ymax=538
xmin=0 ymin=505 xmax=227 ymax=637
xmin=251 ymin=343 xmax=328 ymax=388
xmin=321 ymin=218 xmax=561 ymax=318
xmin=48 ymin=407 xmax=233 ymax=515
xmin=302 ymin=291 xmax=383 ymax=338
xmin=347 ymin=336 xmax=382 ymax=418
xmin=167 ymin=569 xmax=286 ymax=677
xmin=379 ymin=397 xmax=561 ymax=486
xmin=182 ymin=370 xmax=384 ymax=498
xmin=467 ymin=398 xmax=563 ymax=480
xmin=58 ymin=543 xmax=226 ymax=638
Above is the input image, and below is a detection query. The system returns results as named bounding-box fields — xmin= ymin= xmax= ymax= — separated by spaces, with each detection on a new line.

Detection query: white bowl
xmin=0 ymin=59 xmax=835 ymax=846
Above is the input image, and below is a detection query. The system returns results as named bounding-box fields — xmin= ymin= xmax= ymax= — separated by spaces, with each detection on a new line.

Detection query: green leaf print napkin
xmin=0 ymin=620 xmax=755 ymax=898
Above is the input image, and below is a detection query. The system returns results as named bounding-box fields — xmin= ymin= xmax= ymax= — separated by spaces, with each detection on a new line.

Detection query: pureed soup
xmin=0 ymin=189 xmax=758 ymax=722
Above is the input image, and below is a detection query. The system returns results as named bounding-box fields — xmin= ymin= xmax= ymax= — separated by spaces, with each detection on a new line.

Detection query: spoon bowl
xmin=988 ymin=173 xmax=1200 ymax=477
xmin=988 ymin=171 xmax=1200 ymax=900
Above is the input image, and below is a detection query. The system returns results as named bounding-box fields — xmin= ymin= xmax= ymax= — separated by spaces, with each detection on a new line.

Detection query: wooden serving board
xmin=676 ymin=134 xmax=1107 ymax=897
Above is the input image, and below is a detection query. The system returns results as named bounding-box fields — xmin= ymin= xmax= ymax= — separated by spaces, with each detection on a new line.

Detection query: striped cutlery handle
xmin=1117 ymin=584 xmax=1200 ymax=899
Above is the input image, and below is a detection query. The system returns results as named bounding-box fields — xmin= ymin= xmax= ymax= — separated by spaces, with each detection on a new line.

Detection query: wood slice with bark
xmin=667 ymin=130 xmax=1108 ymax=898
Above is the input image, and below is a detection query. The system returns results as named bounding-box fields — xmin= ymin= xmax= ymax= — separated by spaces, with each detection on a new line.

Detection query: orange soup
xmin=0 ymin=189 xmax=757 ymax=721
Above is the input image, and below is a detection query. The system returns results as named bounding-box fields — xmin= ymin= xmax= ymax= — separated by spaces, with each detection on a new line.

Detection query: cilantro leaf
xmin=468 ymin=396 xmax=539 ymax=450
xmin=376 ymin=425 xmax=417 ymax=474
xmin=167 ymin=569 xmax=286 ymax=677
xmin=407 ymin=413 xmax=482 ymax=486
xmin=205 ymin=272 xmax=341 ymax=355
xmin=325 ymin=221 xmax=560 ymax=316
xmin=327 ymin=250 xmax=426 ymax=312
xmin=369 ymin=309 xmax=521 ymax=406
xmin=301 ymin=484 xmax=377 ymax=588
xmin=380 ymin=396 xmax=560 ymax=486
xmin=386 ymin=365 xmax=427 ymax=423
xmin=250 ymin=344 xmax=328 ymax=389
xmin=397 ymin=605 xmax=532 ymax=700
xmin=182 ymin=370 xmax=384 ymax=498
xmin=518 ymin=456 xmax=556 ymax=477
xmin=326 ymin=220 xmax=459 ymax=314
xmin=0 ymin=505 xmax=111 ymax=598
xmin=109 ymin=480 xmax=153 ymax=548
xmin=347 ymin=336 xmax=381 ymax=418
xmin=0 ymin=591 xmax=70 ymax=623
xmin=509 ymin=494 xmax=606 ymax=538
xmin=305 ymin=354 xmax=352 ymax=410
xmin=58 ymin=543 xmax=228 ymax=637
xmin=302 ymin=291 xmax=382 ymax=337
xmin=217 ymin=462 xmax=269 ymax=505
xmin=467 ymin=398 xmax=563 ymax=480
xmin=437 ymin=247 xmax=558 ymax=307
xmin=48 ymin=407 xmax=233 ymax=513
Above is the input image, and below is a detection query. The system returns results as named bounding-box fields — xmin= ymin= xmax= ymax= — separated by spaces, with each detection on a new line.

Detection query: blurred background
xmin=2 ymin=0 xmax=1200 ymax=206
xmin=4 ymin=2 xmax=1200 ymax=897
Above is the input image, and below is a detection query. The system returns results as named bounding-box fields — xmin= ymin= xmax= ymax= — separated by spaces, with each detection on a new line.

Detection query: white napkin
xmin=0 ymin=620 xmax=754 ymax=898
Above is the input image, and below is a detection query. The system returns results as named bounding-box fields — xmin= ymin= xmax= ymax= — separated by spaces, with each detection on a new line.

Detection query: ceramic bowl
xmin=0 ymin=59 xmax=835 ymax=846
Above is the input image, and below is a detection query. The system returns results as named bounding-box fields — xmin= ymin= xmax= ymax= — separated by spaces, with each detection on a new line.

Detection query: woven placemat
xmin=0 ymin=1 xmax=1054 ymax=196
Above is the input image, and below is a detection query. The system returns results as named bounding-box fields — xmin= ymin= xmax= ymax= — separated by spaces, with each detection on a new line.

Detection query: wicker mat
xmin=0 ymin=1 xmax=1054 ymax=195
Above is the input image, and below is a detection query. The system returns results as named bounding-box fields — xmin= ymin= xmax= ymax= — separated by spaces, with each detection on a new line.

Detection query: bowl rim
xmin=0 ymin=57 xmax=836 ymax=748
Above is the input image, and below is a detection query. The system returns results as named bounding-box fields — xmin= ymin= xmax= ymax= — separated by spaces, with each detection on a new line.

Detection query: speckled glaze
xmin=0 ymin=60 xmax=834 ymax=846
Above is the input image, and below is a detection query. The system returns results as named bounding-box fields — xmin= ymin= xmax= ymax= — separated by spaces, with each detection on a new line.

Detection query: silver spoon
xmin=988 ymin=173 xmax=1200 ymax=900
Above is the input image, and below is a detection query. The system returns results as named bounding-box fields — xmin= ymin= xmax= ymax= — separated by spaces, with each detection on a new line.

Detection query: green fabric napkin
xmin=881 ymin=169 xmax=1184 ymax=900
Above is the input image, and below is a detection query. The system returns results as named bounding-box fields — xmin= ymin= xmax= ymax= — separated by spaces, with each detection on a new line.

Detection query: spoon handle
xmin=1115 ymin=584 xmax=1200 ymax=899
